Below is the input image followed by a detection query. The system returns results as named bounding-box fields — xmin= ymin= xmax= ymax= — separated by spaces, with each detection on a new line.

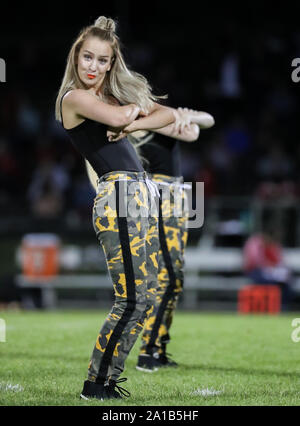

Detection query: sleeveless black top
xmin=60 ymin=93 xmax=144 ymax=177
xmin=139 ymin=133 xmax=181 ymax=177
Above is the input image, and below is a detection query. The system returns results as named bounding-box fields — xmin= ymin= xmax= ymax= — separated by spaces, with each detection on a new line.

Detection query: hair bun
xmin=94 ymin=16 xmax=116 ymax=33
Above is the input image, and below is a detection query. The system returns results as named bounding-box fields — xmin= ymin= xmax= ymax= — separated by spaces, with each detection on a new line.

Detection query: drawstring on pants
xmin=145 ymin=178 xmax=160 ymax=199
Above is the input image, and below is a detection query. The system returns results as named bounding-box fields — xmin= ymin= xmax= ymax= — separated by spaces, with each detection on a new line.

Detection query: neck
xmin=95 ymin=75 xmax=106 ymax=94
xmin=88 ymin=87 xmax=105 ymax=102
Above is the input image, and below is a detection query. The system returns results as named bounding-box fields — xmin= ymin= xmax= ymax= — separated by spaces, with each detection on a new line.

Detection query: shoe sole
xmin=80 ymin=394 xmax=103 ymax=401
xmin=136 ymin=366 xmax=158 ymax=373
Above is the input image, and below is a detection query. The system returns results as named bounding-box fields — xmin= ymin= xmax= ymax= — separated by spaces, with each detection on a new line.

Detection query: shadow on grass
xmin=4 ymin=352 xmax=299 ymax=380
xmin=179 ymin=363 xmax=300 ymax=379
xmin=1 ymin=351 xmax=88 ymax=363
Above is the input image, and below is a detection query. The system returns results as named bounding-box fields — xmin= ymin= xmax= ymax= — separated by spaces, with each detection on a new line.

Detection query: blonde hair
xmin=85 ymin=160 xmax=98 ymax=191
xmin=55 ymin=16 xmax=165 ymax=121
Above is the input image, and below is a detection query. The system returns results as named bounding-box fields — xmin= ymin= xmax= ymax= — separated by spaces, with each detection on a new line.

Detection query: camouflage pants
xmin=87 ymin=171 xmax=159 ymax=383
xmin=140 ymin=174 xmax=189 ymax=355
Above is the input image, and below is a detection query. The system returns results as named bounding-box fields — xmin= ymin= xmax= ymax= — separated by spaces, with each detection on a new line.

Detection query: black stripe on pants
xmin=96 ymin=181 xmax=136 ymax=383
xmin=147 ymin=191 xmax=177 ymax=354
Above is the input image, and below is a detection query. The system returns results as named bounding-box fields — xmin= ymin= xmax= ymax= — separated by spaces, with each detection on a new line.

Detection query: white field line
xmin=0 ymin=382 xmax=24 ymax=392
xmin=191 ymin=388 xmax=223 ymax=397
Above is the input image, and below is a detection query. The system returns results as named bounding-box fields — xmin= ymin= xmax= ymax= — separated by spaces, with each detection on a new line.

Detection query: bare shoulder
xmin=61 ymin=90 xmax=89 ymax=129
xmin=63 ymin=89 xmax=92 ymax=106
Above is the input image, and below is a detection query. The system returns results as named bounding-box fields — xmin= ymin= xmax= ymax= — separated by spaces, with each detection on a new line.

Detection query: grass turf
xmin=0 ymin=309 xmax=300 ymax=406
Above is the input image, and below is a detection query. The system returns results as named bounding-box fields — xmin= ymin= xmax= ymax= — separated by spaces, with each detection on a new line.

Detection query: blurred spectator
xmin=194 ymin=156 xmax=216 ymax=198
xmin=0 ymin=138 xmax=19 ymax=185
xmin=255 ymin=181 xmax=297 ymax=202
xmin=266 ymin=86 xmax=297 ymax=120
xmin=219 ymin=51 xmax=242 ymax=98
xmin=17 ymin=95 xmax=41 ymax=137
xmin=243 ymin=224 xmax=294 ymax=309
xmin=0 ymin=8 xmax=299 ymax=231
xmin=223 ymin=116 xmax=251 ymax=157
xmin=206 ymin=136 xmax=234 ymax=195
xmin=70 ymin=174 xmax=97 ymax=220
xmin=31 ymin=180 xmax=64 ymax=219
xmin=27 ymin=155 xmax=70 ymax=219
xmin=180 ymin=148 xmax=200 ymax=182
xmin=254 ymin=143 xmax=296 ymax=201
xmin=0 ymin=275 xmax=22 ymax=310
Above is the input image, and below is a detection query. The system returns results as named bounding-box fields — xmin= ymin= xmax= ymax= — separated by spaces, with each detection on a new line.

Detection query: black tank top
xmin=139 ymin=133 xmax=181 ymax=177
xmin=60 ymin=92 xmax=144 ymax=177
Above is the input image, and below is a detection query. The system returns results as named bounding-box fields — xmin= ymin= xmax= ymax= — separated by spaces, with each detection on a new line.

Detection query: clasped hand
xmin=107 ymin=110 xmax=148 ymax=142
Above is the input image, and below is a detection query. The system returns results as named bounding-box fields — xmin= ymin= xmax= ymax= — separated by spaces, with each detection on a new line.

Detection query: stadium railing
xmin=15 ymin=247 xmax=300 ymax=309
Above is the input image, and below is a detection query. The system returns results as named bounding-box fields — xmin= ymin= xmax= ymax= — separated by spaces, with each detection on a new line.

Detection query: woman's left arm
xmin=108 ymin=103 xmax=175 ymax=141
xmin=126 ymin=103 xmax=175 ymax=132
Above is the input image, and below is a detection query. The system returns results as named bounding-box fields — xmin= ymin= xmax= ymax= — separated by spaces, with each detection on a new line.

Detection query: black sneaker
xmin=136 ymin=354 xmax=161 ymax=372
xmin=159 ymin=342 xmax=178 ymax=367
xmin=106 ymin=378 xmax=130 ymax=399
xmin=158 ymin=353 xmax=178 ymax=367
xmin=80 ymin=380 xmax=110 ymax=401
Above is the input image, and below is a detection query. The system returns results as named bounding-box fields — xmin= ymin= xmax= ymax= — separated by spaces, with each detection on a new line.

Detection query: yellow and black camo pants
xmin=87 ymin=171 xmax=159 ymax=383
xmin=140 ymin=174 xmax=189 ymax=356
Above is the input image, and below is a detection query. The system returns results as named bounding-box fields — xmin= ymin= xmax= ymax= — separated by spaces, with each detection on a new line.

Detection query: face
xmin=77 ymin=37 xmax=113 ymax=89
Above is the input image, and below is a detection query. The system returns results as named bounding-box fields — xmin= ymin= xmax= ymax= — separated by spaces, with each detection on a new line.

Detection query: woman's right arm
xmin=148 ymin=107 xmax=215 ymax=142
xmin=125 ymin=107 xmax=214 ymax=143
xmin=63 ymin=89 xmax=140 ymax=127
xmin=177 ymin=108 xmax=215 ymax=129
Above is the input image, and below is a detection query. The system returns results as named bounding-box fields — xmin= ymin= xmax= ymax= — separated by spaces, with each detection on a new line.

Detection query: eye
xmin=84 ymin=54 xmax=92 ymax=60
xmin=99 ymin=58 xmax=108 ymax=64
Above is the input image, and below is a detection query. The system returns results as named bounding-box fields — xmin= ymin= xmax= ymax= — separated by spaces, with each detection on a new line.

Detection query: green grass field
xmin=0 ymin=309 xmax=300 ymax=406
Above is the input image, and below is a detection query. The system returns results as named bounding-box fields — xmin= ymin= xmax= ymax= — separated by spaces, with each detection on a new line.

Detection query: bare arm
xmin=107 ymin=102 xmax=175 ymax=141
xmin=124 ymin=102 xmax=175 ymax=133
xmin=152 ymin=107 xmax=215 ymax=142
xmin=177 ymin=107 xmax=215 ymax=129
xmin=153 ymin=108 xmax=200 ymax=142
xmin=63 ymin=89 xmax=141 ymax=128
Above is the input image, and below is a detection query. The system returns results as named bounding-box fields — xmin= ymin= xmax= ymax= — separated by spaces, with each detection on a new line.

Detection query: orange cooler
xmin=21 ymin=234 xmax=60 ymax=279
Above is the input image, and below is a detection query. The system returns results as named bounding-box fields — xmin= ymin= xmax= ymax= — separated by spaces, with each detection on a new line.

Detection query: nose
xmin=89 ymin=58 xmax=97 ymax=72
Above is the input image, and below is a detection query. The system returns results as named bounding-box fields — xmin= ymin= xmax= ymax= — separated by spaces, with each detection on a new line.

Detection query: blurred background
xmin=1 ymin=1 xmax=300 ymax=311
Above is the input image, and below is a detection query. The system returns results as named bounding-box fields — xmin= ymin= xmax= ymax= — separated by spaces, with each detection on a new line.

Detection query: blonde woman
xmin=56 ymin=16 xmax=174 ymax=401
xmin=86 ymin=107 xmax=215 ymax=374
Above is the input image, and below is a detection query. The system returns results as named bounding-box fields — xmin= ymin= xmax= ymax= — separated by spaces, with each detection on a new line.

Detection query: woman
xmin=55 ymin=16 xmax=174 ymax=401
xmin=87 ymin=107 xmax=215 ymax=373
xmin=130 ymin=108 xmax=215 ymax=372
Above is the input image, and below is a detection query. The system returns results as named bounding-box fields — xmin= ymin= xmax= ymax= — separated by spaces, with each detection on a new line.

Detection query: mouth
xmin=87 ymin=74 xmax=96 ymax=80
